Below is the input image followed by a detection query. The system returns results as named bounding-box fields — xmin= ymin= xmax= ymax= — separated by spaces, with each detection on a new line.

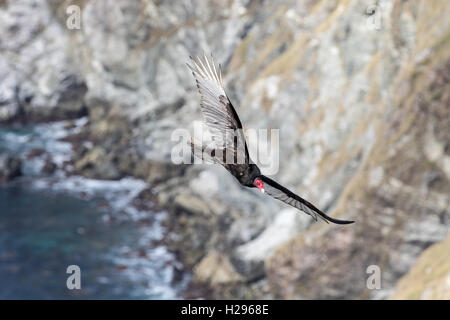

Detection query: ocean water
xmin=0 ymin=120 xmax=181 ymax=299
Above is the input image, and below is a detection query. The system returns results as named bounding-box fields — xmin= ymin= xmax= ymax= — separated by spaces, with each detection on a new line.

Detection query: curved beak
xmin=260 ymin=188 xmax=265 ymax=194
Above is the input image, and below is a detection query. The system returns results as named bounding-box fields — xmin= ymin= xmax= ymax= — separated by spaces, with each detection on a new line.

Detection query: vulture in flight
xmin=187 ymin=53 xmax=354 ymax=225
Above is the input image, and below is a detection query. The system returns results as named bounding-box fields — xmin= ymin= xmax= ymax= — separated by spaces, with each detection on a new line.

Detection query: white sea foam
xmin=1 ymin=118 xmax=184 ymax=299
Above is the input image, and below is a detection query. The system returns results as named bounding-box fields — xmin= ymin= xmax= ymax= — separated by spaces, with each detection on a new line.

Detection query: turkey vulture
xmin=187 ymin=53 xmax=354 ymax=225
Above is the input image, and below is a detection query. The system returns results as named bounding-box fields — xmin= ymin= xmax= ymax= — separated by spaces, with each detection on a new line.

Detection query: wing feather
xmin=187 ymin=53 xmax=249 ymax=164
xmin=260 ymin=175 xmax=354 ymax=224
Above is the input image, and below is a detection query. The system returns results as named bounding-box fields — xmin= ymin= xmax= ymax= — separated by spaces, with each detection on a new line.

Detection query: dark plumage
xmin=187 ymin=53 xmax=354 ymax=225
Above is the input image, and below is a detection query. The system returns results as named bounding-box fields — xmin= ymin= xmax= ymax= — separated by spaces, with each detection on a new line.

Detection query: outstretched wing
xmin=260 ymin=175 xmax=354 ymax=225
xmin=187 ymin=53 xmax=249 ymax=164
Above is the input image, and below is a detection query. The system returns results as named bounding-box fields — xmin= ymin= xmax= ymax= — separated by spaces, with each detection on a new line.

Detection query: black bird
xmin=187 ymin=53 xmax=354 ymax=225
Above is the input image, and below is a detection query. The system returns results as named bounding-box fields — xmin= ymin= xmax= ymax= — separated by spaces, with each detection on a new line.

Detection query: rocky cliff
xmin=391 ymin=234 xmax=450 ymax=299
xmin=1 ymin=0 xmax=449 ymax=299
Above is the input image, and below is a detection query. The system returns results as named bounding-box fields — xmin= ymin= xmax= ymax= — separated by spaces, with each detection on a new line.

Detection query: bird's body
xmin=187 ymin=53 xmax=354 ymax=225
xmin=233 ymin=163 xmax=261 ymax=187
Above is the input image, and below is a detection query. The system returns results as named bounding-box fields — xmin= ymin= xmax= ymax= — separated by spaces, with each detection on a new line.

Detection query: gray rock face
xmin=0 ymin=0 xmax=87 ymax=123
xmin=1 ymin=0 xmax=449 ymax=299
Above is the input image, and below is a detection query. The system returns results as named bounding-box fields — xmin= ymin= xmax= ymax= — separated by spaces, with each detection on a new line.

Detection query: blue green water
xmin=0 ymin=183 xmax=176 ymax=299
xmin=0 ymin=121 xmax=179 ymax=299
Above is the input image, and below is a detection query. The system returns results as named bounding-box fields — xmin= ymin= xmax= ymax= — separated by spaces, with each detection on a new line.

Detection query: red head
xmin=253 ymin=178 xmax=265 ymax=193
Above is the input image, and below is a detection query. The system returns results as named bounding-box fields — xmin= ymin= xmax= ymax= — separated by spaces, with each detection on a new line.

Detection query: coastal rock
xmin=174 ymin=192 xmax=211 ymax=216
xmin=0 ymin=154 xmax=21 ymax=182
xmin=41 ymin=156 xmax=57 ymax=175
xmin=0 ymin=0 xmax=87 ymax=123
xmin=73 ymin=146 xmax=120 ymax=180
xmin=391 ymin=234 xmax=450 ymax=300
xmin=232 ymin=208 xmax=309 ymax=280
xmin=194 ymin=250 xmax=242 ymax=286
